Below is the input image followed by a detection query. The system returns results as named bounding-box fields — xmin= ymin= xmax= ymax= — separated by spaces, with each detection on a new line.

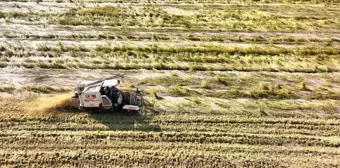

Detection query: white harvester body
xmin=73 ymin=74 xmax=142 ymax=113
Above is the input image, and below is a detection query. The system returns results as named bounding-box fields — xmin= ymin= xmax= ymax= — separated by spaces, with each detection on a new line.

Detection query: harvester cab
xmin=72 ymin=74 xmax=142 ymax=113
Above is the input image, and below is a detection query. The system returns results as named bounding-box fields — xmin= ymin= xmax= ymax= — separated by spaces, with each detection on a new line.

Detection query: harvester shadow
xmin=58 ymin=98 xmax=161 ymax=132
xmin=89 ymin=112 xmax=161 ymax=132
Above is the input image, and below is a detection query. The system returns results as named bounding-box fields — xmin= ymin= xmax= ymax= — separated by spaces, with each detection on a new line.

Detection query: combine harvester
xmin=72 ymin=74 xmax=143 ymax=113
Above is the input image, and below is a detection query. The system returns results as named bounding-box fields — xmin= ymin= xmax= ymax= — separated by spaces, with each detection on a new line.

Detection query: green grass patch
xmin=201 ymin=80 xmax=210 ymax=89
xmin=0 ymin=86 xmax=15 ymax=93
xmin=168 ymin=85 xmax=198 ymax=97
xmin=23 ymin=86 xmax=70 ymax=94
xmin=0 ymin=62 xmax=7 ymax=68
xmin=249 ymin=82 xmax=297 ymax=99
xmin=80 ymin=6 xmax=123 ymax=17
xmin=55 ymin=5 xmax=340 ymax=31
xmin=139 ymin=75 xmax=196 ymax=86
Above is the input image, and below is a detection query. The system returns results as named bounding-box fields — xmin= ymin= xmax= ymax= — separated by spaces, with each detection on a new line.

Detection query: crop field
xmin=1 ymin=0 xmax=340 ymax=167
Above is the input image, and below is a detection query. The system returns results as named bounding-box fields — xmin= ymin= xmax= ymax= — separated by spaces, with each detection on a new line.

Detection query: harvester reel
xmin=122 ymin=89 xmax=143 ymax=109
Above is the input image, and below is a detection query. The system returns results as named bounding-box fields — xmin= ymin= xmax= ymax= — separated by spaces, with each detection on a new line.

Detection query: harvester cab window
xmin=100 ymin=87 xmax=105 ymax=95
xmin=110 ymin=86 xmax=120 ymax=103
xmin=103 ymin=87 xmax=111 ymax=98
